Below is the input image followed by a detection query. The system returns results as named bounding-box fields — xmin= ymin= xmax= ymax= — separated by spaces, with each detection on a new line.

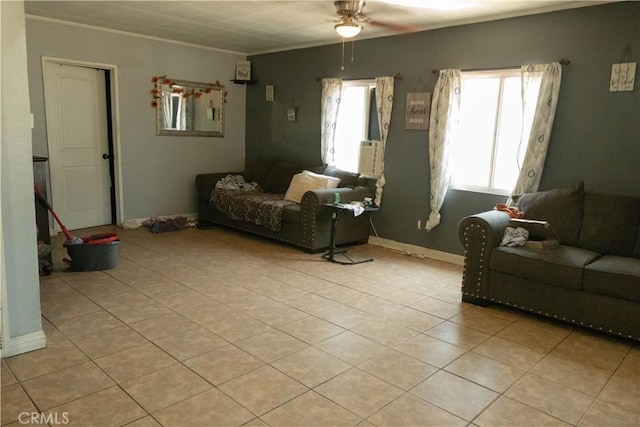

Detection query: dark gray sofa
xmin=458 ymin=183 xmax=640 ymax=341
xmin=196 ymin=158 xmax=375 ymax=253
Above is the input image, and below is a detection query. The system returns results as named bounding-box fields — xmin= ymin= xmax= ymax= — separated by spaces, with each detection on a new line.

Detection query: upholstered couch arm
xmin=299 ymin=186 xmax=375 ymax=250
xmin=195 ymin=172 xmax=242 ymax=198
xmin=195 ymin=172 xmax=242 ymax=192
xmin=458 ymin=210 xmax=511 ymax=302
xmin=195 ymin=172 xmax=242 ymax=225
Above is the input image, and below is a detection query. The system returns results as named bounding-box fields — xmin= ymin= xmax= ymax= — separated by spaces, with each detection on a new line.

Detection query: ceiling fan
xmin=333 ymin=0 xmax=418 ymax=39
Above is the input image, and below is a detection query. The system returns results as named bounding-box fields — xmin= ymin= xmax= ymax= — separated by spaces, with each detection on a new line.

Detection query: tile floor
xmin=1 ymin=225 xmax=638 ymax=427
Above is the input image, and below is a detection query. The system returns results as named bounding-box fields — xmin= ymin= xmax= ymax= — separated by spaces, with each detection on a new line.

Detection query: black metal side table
xmin=322 ymin=203 xmax=378 ymax=265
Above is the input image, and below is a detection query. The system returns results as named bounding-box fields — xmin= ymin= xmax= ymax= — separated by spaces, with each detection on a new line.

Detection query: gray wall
xmin=247 ymin=2 xmax=640 ymax=255
xmin=26 ymin=18 xmax=247 ymax=220
xmin=2 ymin=1 xmax=42 ymax=339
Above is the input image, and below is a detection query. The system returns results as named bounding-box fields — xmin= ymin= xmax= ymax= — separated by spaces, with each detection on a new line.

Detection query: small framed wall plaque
xmin=266 ymin=85 xmax=275 ymax=101
xmin=235 ymin=60 xmax=251 ymax=81
xmin=610 ymin=62 xmax=636 ymax=92
xmin=287 ymin=106 xmax=296 ymax=121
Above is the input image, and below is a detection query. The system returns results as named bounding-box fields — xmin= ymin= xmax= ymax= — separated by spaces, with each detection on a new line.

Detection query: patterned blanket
xmin=211 ymin=175 xmax=295 ymax=232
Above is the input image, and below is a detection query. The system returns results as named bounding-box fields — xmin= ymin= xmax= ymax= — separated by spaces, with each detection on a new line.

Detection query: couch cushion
xmin=306 ymin=165 xmax=325 ymax=174
xmin=322 ymin=166 xmax=360 ymax=188
xmin=281 ymin=204 xmax=301 ymax=224
xmin=580 ymin=193 xmax=640 ymax=257
xmin=262 ymin=161 xmax=304 ymax=194
xmin=633 ymin=229 xmax=640 ymax=259
xmin=515 ymin=182 xmax=584 ymax=246
xmin=244 ymin=157 xmax=275 ymax=188
xmin=490 ymin=245 xmax=600 ymax=290
xmin=584 ymin=255 xmax=640 ymax=302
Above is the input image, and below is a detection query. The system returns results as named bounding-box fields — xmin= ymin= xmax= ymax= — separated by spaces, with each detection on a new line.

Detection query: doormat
xmin=142 ymin=216 xmax=195 ymax=233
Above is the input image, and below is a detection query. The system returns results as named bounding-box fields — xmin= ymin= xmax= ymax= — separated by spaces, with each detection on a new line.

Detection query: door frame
xmin=41 ymin=56 xmax=124 ymax=228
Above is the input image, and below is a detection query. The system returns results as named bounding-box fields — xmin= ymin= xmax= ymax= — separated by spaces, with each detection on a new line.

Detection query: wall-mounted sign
xmin=266 ymin=85 xmax=275 ymax=101
xmin=287 ymin=106 xmax=296 ymax=122
xmin=405 ymin=92 xmax=431 ymax=130
xmin=235 ymin=60 xmax=251 ymax=81
xmin=610 ymin=62 xmax=636 ymax=92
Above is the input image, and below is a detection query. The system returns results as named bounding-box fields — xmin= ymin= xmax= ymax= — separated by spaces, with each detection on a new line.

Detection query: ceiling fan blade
xmin=332 ymin=0 xmax=418 ymax=36
xmin=367 ymin=18 xmax=419 ymax=33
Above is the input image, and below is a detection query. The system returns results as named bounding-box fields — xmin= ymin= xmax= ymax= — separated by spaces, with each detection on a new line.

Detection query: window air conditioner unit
xmin=358 ymin=140 xmax=383 ymax=178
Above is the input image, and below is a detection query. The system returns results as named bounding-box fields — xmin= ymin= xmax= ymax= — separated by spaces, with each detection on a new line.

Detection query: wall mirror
xmin=156 ymin=78 xmax=224 ymax=137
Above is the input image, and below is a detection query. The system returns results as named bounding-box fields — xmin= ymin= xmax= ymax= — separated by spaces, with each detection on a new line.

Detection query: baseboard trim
xmin=48 ymin=212 xmax=197 ymax=235
xmin=368 ymin=236 xmax=464 ymax=265
xmin=2 ymin=329 xmax=47 ymax=358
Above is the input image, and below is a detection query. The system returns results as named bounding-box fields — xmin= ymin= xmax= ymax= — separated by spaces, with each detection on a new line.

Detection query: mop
xmin=34 ymin=184 xmax=84 ymax=245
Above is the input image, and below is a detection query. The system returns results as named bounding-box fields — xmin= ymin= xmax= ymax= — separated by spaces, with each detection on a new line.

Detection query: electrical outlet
xmin=417 ymin=219 xmax=421 ymax=230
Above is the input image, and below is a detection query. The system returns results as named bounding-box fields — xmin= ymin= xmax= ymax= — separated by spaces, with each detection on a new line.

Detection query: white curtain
xmin=184 ymin=94 xmax=194 ymax=131
xmin=426 ymin=69 xmax=461 ymax=231
xmin=320 ymin=78 xmax=342 ymax=166
xmin=162 ymin=85 xmax=172 ymax=129
xmin=511 ymin=62 xmax=562 ymax=198
xmin=177 ymin=91 xmax=195 ymax=131
xmin=374 ymin=76 xmax=395 ymax=206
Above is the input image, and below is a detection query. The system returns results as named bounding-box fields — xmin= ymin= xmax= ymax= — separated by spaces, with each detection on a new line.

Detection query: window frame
xmin=332 ymin=79 xmax=377 ymax=173
xmin=449 ymin=68 xmax=526 ymax=196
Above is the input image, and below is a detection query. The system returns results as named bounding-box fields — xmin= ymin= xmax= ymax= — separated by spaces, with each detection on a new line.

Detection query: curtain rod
xmin=431 ymin=59 xmax=570 ymax=74
xmin=316 ymin=72 xmax=402 ymax=82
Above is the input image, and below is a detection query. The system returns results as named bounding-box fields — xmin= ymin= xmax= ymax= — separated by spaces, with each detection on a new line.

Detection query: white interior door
xmin=43 ymin=62 xmax=111 ymax=230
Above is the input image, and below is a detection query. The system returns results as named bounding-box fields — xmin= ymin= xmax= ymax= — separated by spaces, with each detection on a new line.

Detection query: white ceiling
xmin=24 ymin=0 xmax=612 ymax=55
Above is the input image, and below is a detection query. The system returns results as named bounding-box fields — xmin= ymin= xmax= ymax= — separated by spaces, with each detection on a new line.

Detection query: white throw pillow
xmin=284 ymin=171 xmax=341 ymax=203
xmin=304 ymin=170 xmax=341 ymax=189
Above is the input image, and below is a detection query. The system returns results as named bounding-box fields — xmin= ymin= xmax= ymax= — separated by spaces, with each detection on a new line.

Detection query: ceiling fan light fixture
xmin=335 ymin=19 xmax=362 ymax=38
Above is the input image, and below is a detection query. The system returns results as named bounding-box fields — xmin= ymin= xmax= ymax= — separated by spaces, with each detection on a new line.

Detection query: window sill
xmin=449 ymin=185 xmax=511 ymax=197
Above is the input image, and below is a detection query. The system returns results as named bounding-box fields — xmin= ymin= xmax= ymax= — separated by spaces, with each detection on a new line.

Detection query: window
xmin=332 ymin=80 xmax=379 ymax=172
xmin=450 ymin=69 xmax=541 ymax=194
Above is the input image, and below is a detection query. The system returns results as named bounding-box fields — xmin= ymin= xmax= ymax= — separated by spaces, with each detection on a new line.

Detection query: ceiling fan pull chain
xmin=341 ymin=38 xmax=346 ymax=70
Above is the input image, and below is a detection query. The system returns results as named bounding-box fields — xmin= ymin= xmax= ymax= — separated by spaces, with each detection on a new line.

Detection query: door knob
xmin=102 ymin=153 xmax=112 ymax=160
